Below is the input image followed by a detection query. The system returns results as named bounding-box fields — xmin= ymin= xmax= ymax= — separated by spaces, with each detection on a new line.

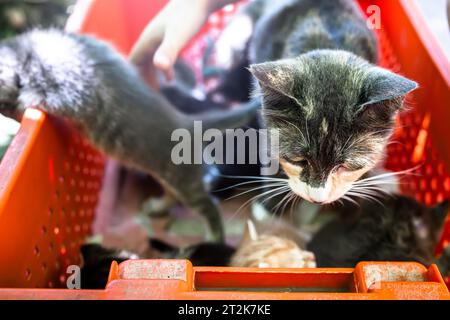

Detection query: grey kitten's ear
xmin=361 ymin=67 xmax=418 ymax=107
xmin=249 ymin=60 xmax=300 ymax=104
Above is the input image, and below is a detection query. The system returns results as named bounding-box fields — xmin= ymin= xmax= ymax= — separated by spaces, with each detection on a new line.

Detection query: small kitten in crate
xmin=307 ymin=195 xmax=449 ymax=267
xmin=81 ymin=238 xmax=236 ymax=289
xmin=230 ymin=219 xmax=316 ymax=268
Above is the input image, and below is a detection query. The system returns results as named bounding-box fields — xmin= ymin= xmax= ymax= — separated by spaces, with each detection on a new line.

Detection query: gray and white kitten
xmin=0 ymin=30 xmax=259 ymax=241
xmin=222 ymin=0 xmax=418 ymax=204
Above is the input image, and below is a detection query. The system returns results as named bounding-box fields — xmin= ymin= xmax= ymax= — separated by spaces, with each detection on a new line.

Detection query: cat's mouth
xmin=287 ymin=179 xmax=344 ymax=204
xmin=280 ymin=160 xmax=339 ymax=204
xmin=281 ymin=160 xmax=371 ymax=204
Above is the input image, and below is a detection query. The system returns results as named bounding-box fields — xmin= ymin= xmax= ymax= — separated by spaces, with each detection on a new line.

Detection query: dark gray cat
xmin=217 ymin=0 xmax=418 ymax=204
xmin=0 ymin=29 xmax=259 ymax=241
xmin=307 ymin=196 xmax=449 ymax=267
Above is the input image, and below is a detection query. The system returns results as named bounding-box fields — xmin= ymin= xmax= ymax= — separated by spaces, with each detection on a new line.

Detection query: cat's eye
xmin=334 ymin=164 xmax=363 ymax=174
xmin=286 ymin=156 xmax=309 ymax=167
xmin=333 ymin=165 xmax=350 ymax=174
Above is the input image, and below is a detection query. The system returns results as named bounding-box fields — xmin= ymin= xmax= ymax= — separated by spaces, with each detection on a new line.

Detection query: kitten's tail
xmin=189 ymin=99 xmax=260 ymax=132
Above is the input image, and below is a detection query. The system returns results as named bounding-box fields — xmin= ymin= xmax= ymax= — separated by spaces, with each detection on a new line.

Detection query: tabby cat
xmin=209 ymin=0 xmax=418 ymax=204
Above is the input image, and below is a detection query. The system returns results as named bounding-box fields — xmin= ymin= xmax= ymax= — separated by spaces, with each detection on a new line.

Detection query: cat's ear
xmin=249 ymin=60 xmax=301 ymax=106
xmin=431 ymin=200 xmax=449 ymax=226
xmin=359 ymin=68 xmax=418 ymax=108
xmin=242 ymin=219 xmax=259 ymax=243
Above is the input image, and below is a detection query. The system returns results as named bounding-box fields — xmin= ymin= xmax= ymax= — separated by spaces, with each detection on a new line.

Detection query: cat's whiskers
xmin=216 ymin=174 xmax=291 ymax=216
xmin=352 ymin=181 xmax=401 ymax=187
xmin=286 ymin=192 xmax=299 ymax=217
xmin=226 ymin=185 xmax=290 ymax=224
xmin=280 ymin=192 xmax=297 ymax=216
xmin=351 ymin=186 xmax=392 ymax=197
xmin=356 ymin=166 xmax=421 ymax=184
xmin=350 ymin=182 xmax=391 ymax=197
xmin=340 ymin=195 xmax=359 ymax=207
xmin=338 ymin=168 xmax=419 ymax=206
xmin=351 ymin=181 xmax=395 ymax=191
xmin=213 ymin=180 xmax=286 ymax=193
xmin=213 ymin=174 xmax=289 ymax=193
xmin=219 ymin=174 xmax=288 ymax=181
xmin=273 ymin=191 xmax=296 ymax=216
xmin=225 ymin=182 xmax=289 ymax=201
xmin=345 ymin=191 xmax=384 ymax=206
xmin=251 ymin=187 xmax=294 ymax=225
xmin=270 ymin=191 xmax=291 ymax=215
xmin=289 ymin=195 xmax=302 ymax=222
xmin=347 ymin=183 xmax=392 ymax=206
xmin=260 ymin=187 xmax=292 ymax=206
xmin=349 ymin=187 xmax=389 ymax=201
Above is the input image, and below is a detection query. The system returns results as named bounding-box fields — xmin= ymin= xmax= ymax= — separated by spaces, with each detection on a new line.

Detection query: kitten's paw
xmin=298 ymin=250 xmax=317 ymax=268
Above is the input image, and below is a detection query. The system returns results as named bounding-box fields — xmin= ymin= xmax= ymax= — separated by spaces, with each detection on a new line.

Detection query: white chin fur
xmin=288 ymin=179 xmax=351 ymax=204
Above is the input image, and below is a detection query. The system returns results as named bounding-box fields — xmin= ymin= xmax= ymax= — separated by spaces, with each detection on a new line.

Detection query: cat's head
xmin=391 ymin=198 xmax=449 ymax=253
xmin=365 ymin=197 xmax=449 ymax=264
xmin=250 ymin=50 xmax=418 ymax=204
xmin=0 ymin=43 xmax=21 ymax=119
xmin=230 ymin=220 xmax=316 ymax=268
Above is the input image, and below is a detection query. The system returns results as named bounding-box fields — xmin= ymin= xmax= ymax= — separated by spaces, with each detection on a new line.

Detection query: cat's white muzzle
xmin=288 ymin=178 xmax=351 ymax=204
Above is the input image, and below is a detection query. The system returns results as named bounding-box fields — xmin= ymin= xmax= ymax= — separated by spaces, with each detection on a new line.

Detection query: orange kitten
xmin=230 ymin=220 xmax=316 ymax=268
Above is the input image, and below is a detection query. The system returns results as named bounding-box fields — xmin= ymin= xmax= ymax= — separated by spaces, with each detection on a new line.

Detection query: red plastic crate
xmin=0 ymin=260 xmax=448 ymax=300
xmin=0 ymin=0 xmax=449 ymax=298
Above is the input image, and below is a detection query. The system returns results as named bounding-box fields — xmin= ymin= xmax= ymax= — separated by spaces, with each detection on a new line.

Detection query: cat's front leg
xmin=0 ymin=75 xmax=54 ymax=122
xmin=0 ymin=61 xmax=23 ymax=121
xmin=1 ymin=91 xmax=60 ymax=123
